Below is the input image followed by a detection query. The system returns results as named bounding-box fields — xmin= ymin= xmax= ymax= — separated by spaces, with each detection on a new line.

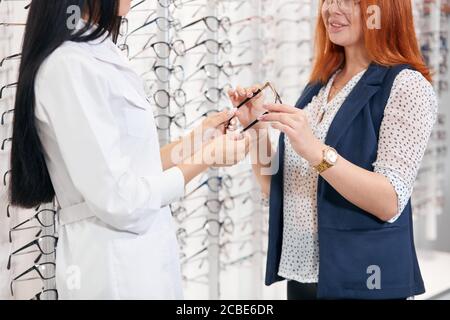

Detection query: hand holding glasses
xmin=227 ymin=82 xmax=283 ymax=133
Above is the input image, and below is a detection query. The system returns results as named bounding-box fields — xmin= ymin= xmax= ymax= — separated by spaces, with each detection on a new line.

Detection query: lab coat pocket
xmin=122 ymin=91 xmax=152 ymax=139
xmin=109 ymin=228 xmax=181 ymax=299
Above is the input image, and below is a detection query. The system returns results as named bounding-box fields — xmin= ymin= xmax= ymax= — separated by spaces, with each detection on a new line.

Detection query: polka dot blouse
xmin=278 ymin=69 xmax=438 ymax=284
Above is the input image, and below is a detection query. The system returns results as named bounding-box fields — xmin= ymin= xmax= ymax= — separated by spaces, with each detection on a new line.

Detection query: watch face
xmin=325 ymin=149 xmax=338 ymax=164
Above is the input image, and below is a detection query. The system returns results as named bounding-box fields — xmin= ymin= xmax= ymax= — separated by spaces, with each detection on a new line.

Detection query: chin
xmin=328 ymin=34 xmax=355 ymax=47
xmin=118 ymin=3 xmax=131 ymax=16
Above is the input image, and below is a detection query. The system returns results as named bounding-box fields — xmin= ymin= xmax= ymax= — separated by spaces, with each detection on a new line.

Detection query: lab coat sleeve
xmin=35 ymin=50 xmax=185 ymax=234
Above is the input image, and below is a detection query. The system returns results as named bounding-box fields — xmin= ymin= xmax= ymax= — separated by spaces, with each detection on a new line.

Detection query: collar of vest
xmin=295 ymin=63 xmax=402 ymax=147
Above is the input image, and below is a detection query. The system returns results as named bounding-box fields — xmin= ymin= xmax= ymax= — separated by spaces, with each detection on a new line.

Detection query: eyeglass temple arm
xmin=181 ymin=17 xmax=203 ymax=30
xmin=126 ymin=17 xmax=158 ymax=41
xmin=11 ymin=216 xmax=34 ymax=231
xmin=10 ymin=238 xmax=38 ymax=258
xmin=185 ymin=40 xmax=205 ymax=53
xmin=12 ymin=264 xmax=37 ymax=284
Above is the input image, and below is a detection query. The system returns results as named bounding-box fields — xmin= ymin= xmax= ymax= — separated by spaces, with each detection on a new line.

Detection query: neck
xmin=342 ymin=42 xmax=371 ymax=77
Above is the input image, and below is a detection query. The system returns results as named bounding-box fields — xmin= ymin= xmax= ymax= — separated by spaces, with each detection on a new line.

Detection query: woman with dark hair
xmin=230 ymin=0 xmax=437 ymax=299
xmin=10 ymin=0 xmax=248 ymax=299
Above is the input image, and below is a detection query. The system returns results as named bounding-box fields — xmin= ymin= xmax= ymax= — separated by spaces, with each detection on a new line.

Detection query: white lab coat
xmin=34 ymin=31 xmax=185 ymax=299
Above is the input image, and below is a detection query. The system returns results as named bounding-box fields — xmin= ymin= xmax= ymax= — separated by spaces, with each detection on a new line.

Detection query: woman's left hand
xmin=194 ymin=109 xmax=236 ymax=142
xmin=259 ymin=103 xmax=325 ymax=166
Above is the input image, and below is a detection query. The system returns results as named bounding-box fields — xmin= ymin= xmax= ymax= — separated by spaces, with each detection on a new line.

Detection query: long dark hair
xmin=10 ymin=0 xmax=121 ymax=208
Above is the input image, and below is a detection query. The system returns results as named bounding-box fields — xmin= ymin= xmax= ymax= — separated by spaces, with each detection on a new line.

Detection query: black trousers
xmin=287 ymin=280 xmax=408 ymax=300
xmin=287 ymin=281 xmax=318 ymax=300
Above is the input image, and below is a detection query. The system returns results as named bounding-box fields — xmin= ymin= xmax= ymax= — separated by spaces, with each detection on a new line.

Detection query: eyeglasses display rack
xmin=0 ymin=0 xmax=448 ymax=300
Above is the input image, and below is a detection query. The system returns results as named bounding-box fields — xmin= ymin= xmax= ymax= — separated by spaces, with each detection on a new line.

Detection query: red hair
xmin=310 ymin=0 xmax=432 ymax=84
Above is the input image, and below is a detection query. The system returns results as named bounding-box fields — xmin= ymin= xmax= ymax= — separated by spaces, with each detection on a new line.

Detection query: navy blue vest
xmin=266 ymin=63 xmax=425 ymax=299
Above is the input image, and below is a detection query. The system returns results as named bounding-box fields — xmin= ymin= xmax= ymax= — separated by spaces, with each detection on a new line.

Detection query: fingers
xmin=236 ymin=86 xmax=247 ymax=97
xmin=227 ymin=88 xmax=240 ymax=102
xmin=263 ymin=103 xmax=298 ymax=114
xmin=208 ymin=109 xmax=236 ymax=126
xmin=228 ymin=84 xmax=261 ymax=100
xmin=226 ymin=117 xmax=239 ymax=132
xmin=270 ymin=121 xmax=296 ymax=137
xmin=249 ymin=84 xmax=262 ymax=97
xmin=258 ymin=112 xmax=297 ymax=129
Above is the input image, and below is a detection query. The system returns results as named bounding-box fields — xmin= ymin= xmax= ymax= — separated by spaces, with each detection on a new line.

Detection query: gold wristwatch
xmin=313 ymin=146 xmax=338 ymax=174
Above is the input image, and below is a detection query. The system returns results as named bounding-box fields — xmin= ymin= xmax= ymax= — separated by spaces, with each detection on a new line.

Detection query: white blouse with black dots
xmin=278 ymin=69 xmax=438 ymax=284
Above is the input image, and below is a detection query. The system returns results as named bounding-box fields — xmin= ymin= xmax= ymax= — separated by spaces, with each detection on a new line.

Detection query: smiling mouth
xmin=329 ymin=22 xmax=348 ymax=28
xmin=328 ymin=21 xmax=349 ymax=32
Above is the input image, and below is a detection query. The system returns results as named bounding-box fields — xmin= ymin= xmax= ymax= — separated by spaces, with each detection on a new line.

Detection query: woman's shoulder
xmin=37 ymin=41 xmax=98 ymax=81
xmin=393 ymin=68 xmax=435 ymax=94
xmin=388 ymin=68 xmax=438 ymax=114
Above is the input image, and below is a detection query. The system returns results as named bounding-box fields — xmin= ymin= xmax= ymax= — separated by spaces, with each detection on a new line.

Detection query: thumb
xmin=211 ymin=108 xmax=236 ymax=126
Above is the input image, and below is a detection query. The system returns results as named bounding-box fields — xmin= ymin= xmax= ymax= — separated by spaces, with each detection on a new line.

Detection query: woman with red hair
xmin=229 ymin=0 xmax=437 ymax=300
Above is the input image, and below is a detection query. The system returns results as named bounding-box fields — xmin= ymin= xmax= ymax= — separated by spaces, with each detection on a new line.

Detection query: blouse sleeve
xmin=372 ymin=69 xmax=438 ymax=223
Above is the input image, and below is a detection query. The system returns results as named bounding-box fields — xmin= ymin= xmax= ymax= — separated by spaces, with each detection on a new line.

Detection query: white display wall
xmin=0 ymin=0 xmax=448 ymax=300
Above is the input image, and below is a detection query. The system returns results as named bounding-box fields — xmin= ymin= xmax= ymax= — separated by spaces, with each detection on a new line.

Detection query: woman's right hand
xmin=178 ymin=131 xmax=250 ymax=184
xmin=227 ymin=85 xmax=268 ymax=130
xmin=202 ymin=131 xmax=250 ymax=167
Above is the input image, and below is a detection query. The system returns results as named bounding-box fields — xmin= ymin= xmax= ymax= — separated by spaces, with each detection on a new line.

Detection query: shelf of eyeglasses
xmin=177 ymin=214 xmax=268 ymax=253
xmin=171 ymin=196 xmax=261 ymax=226
xmin=416 ymin=162 xmax=447 ymax=178
xmin=131 ymin=0 xmax=251 ymax=15
xmin=6 ymin=206 xmax=57 ymax=265
xmin=0 ymin=81 xmax=17 ymax=100
xmin=0 ymin=21 xmax=27 ymax=30
xmin=175 ymin=196 xmax=266 ymax=227
xmin=417 ymin=3 xmax=450 ymax=16
xmin=1 ymin=135 xmax=12 ymax=153
xmin=6 ymin=203 xmax=56 ymax=232
xmin=148 ymin=82 xmax=233 ymax=108
xmin=122 ymin=9 xmax=278 ymax=41
xmin=422 ymin=53 xmax=449 ymax=68
xmin=437 ymin=79 xmax=449 ymax=92
xmin=119 ymin=17 xmax=312 ymax=62
xmin=129 ymin=0 xmax=290 ymax=20
xmin=122 ymin=35 xmax=312 ymax=68
xmin=153 ymin=108 xmax=223 ymax=133
xmin=411 ymin=198 xmax=445 ymax=214
xmin=179 ymin=233 xmax=266 ymax=269
xmin=171 ymin=188 xmax=261 ymax=223
xmin=180 ymin=252 xmax=264 ymax=286
xmin=180 ymin=245 xmax=268 ymax=277
xmin=0 ymin=0 xmax=31 ymax=10
xmin=145 ymin=70 xmax=290 ymax=114
xmin=9 ymin=261 xmax=56 ymax=298
xmin=121 ymin=5 xmax=281 ymax=44
xmin=120 ymin=36 xmax=240 ymax=67
xmin=7 ymin=233 xmax=58 ymax=272
xmin=179 ymin=239 xmax=232 ymax=269
xmin=177 ymin=215 xmax=234 ymax=245
xmin=140 ymin=59 xmax=254 ymax=90
xmin=413 ymin=187 xmax=446 ymax=201
xmin=424 ymin=63 xmax=449 ymax=77
xmin=184 ymin=170 xmax=254 ymax=197
xmin=0 ymin=52 xmax=21 ymax=68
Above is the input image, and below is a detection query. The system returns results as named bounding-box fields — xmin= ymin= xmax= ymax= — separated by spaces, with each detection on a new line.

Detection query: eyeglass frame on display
xmin=10 ymin=262 xmax=56 ymax=296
